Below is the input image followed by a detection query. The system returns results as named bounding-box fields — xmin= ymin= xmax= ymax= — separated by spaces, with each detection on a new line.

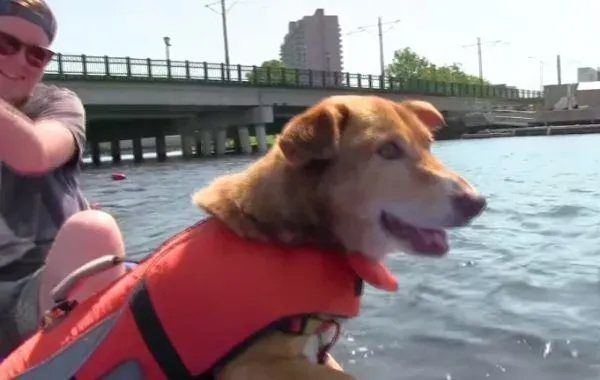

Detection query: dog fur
xmin=193 ymin=95 xmax=486 ymax=380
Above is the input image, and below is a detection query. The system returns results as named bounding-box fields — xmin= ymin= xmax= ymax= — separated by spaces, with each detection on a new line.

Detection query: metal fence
xmin=44 ymin=54 xmax=543 ymax=101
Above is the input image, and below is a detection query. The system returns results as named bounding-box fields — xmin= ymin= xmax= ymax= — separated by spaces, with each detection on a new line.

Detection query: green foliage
xmin=246 ymin=59 xmax=297 ymax=84
xmin=386 ymin=48 xmax=489 ymax=85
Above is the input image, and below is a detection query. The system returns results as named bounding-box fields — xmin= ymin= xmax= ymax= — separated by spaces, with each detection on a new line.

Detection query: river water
xmin=82 ymin=134 xmax=600 ymax=380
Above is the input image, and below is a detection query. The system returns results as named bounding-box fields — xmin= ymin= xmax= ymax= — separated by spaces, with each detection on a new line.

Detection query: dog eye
xmin=377 ymin=141 xmax=405 ymax=159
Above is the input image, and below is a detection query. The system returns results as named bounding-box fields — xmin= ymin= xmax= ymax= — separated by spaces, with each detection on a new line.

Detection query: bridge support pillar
xmin=90 ymin=140 xmax=101 ymax=167
xmin=132 ymin=137 xmax=143 ymax=164
xmin=232 ymin=128 xmax=241 ymax=153
xmin=254 ymin=124 xmax=268 ymax=153
xmin=180 ymin=132 xmax=195 ymax=159
xmin=215 ymin=129 xmax=227 ymax=156
xmin=195 ymin=106 xmax=274 ymax=156
xmin=177 ymin=117 xmax=197 ymax=159
xmin=237 ymin=126 xmax=252 ymax=154
xmin=198 ymin=129 xmax=213 ymax=156
xmin=156 ymin=133 xmax=167 ymax=162
xmin=110 ymin=139 xmax=121 ymax=165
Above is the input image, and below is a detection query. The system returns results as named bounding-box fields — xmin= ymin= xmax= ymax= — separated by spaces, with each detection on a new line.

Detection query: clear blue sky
xmin=49 ymin=0 xmax=600 ymax=91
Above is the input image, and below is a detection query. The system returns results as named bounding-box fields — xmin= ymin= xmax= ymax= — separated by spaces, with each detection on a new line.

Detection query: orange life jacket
xmin=0 ymin=218 xmax=398 ymax=380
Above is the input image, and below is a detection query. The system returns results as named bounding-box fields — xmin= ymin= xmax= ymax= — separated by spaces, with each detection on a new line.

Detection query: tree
xmin=386 ymin=48 xmax=489 ymax=85
xmin=246 ymin=59 xmax=297 ymax=85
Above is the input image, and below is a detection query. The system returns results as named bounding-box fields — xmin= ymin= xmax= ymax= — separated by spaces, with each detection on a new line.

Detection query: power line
xmin=204 ymin=0 xmax=241 ymax=13
xmin=345 ymin=18 xmax=401 ymax=36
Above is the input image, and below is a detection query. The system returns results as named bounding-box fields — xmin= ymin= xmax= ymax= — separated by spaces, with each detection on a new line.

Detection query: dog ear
xmin=278 ymin=102 xmax=350 ymax=167
xmin=399 ymin=100 xmax=446 ymax=131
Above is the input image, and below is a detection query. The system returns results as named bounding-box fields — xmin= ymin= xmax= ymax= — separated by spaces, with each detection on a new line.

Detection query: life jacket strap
xmin=129 ymin=280 xmax=214 ymax=380
xmin=272 ymin=315 xmax=342 ymax=336
xmin=271 ymin=315 xmax=343 ymax=365
xmin=316 ymin=321 xmax=341 ymax=365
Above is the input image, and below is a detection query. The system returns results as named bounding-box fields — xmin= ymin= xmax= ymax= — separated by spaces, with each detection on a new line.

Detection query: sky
xmin=48 ymin=0 xmax=600 ymax=91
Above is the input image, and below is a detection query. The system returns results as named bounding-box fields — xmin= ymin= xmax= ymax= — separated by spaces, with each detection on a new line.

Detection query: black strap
xmin=129 ymin=281 xmax=194 ymax=379
xmin=355 ymin=278 xmax=364 ymax=296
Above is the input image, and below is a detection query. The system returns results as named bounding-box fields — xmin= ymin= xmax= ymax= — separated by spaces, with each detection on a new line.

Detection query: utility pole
xmin=220 ymin=0 xmax=231 ymax=79
xmin=556 ymin=54 xmax=562 ymax=85
xmin=462 ymin=37 xmax=508 ymax=84
xmin=346 ymin=18 xmax=400 ymax=78
xmin=476 ymin=37 xmax=483 ymax=83
xmin=206 ymin=0 xmax=233 ymax=79
xmin=539 ymin=60 xmax=544 ymax=92
xmin=378 ymin=17 xmax=385 ymax=77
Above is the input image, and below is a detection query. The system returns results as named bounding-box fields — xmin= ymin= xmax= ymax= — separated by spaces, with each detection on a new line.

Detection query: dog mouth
xmin=380 ymin=211 xmax=449 ymax=256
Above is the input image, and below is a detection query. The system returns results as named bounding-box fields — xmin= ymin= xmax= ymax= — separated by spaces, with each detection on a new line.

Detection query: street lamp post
xmin=163 ymin=36 xmax=171 ymax=61
xmin=528 ymin=56 xmax=545 ymax=92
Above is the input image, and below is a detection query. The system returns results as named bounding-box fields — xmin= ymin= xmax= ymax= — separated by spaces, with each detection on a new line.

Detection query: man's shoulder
xmin=21 ymin=84 xmax=83 ymax=120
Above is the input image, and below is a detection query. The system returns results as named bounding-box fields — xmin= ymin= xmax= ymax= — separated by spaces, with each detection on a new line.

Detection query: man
xmin=0 ymin=0 xmax=126 ymax=356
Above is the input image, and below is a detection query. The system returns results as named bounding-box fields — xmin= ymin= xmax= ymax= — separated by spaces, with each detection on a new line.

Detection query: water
xmin=82 ymin=134 xmax=600 ymax=379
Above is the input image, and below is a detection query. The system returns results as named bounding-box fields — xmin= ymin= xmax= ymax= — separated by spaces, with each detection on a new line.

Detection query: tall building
xmin=577 ymin=67 xmax=597 ymax=82
xmin=279 ymin=9 xmax=343 ymax=72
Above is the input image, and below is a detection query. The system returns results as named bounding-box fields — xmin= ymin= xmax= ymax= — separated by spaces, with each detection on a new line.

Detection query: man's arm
xmin=0 ymin=89 xmax=86 ymax=175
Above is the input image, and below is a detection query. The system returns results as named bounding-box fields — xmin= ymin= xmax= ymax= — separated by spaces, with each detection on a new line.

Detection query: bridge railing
xmin=44 ymin=54 xmax=543 ymax=101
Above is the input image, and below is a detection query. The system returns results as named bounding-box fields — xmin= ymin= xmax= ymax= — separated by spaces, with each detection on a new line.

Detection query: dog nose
xmin=451 ymin=193 xmax=486 ymax=220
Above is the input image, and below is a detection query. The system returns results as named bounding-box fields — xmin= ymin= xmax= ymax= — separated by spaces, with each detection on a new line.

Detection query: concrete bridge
xmin=43 ymin=54 xmax=543 ymax=165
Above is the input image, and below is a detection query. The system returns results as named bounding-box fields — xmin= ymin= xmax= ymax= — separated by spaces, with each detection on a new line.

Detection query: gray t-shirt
xmin=0 ymin=84 xmax=88 ymax=280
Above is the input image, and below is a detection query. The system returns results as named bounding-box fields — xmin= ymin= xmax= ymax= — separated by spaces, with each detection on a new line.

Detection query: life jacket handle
xmin=50 ymin=255 xmax=124 ymax=303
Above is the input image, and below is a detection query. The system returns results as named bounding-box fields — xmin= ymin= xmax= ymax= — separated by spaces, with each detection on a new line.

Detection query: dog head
xmin=276 ymin=95 xmax=486 ymax=260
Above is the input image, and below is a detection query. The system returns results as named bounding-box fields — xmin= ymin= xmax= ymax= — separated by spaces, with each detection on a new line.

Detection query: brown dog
xmin=193 ymin=95 xmax=486 ymax=380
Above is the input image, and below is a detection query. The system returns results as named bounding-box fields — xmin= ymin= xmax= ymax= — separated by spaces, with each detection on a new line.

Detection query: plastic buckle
xmin=40 ymin=299 xmax=78 ymax=331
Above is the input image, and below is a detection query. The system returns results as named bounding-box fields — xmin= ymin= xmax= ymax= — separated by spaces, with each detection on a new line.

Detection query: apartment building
xmin=279 ymin=8 xmax=343 ymax=72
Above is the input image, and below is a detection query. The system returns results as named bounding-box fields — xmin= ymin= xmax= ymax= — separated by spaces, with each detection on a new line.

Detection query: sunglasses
xmin=0 ymin=30 xmax=54 ymax=69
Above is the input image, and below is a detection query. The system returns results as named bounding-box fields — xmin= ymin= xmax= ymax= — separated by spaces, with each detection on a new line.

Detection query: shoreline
xmin=461 ymin=124 xmax=600 ymax=140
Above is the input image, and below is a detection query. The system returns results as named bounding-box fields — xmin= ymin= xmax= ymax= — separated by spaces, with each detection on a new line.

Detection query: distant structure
xmin=577 ymin=67 xmax=599 ymax=82
xmin=541 ymin=66 xmax=600 ymax=112
xmin=279 ymin=8 xmax=343 ymax=72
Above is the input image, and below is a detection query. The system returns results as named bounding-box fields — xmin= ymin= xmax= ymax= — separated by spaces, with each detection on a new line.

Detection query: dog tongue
xmin=347 ymin=254 xmax=398 ymax=292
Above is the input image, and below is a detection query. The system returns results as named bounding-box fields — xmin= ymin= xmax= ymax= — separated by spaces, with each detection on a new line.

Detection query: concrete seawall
xmin=462 ymin=124 xmax=600 ymax=139
xmin=89 ymin=135 xmax=184 ymax=154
